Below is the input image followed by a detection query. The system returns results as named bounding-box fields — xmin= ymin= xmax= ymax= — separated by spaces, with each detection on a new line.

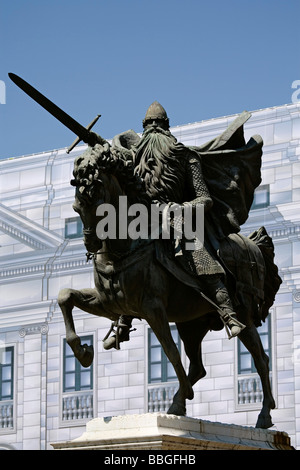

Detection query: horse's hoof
xmin=183 ymin=382 xmax=194 ymax=401
xmin=77 ymin=344 xmax=94 ymax=368
xmin=167 ymin=403 xmax=186 ymax=416
xmin=255 ymin=413 xmax=273 ymax=429
xmin=187 ymin=386 xmax=194 ymax=400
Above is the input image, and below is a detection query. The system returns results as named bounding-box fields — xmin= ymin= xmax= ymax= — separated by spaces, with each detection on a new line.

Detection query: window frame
xmin=0 ymin=346 xmax=14 ymax=401
xmin=62 ymin=336 xmax=93 ymax=393
xmin=64 ymin=217 xmax=83 ymax=239
xmin=237 ymin=316 xmax=272 ymax=375
xmin=60 ymin=334 xmax=96 ymax=427
xmin=148 ymin=325 xmax=181 ymax=384
xmin=0 ymin=343 xmax=16 ymax=434
xmin=251 ymin=184 xmax=270 ymax=210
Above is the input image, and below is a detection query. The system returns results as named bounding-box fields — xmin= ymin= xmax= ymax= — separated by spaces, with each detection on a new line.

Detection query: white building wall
xmin=0 ymin=103 xmax=299 ymax=449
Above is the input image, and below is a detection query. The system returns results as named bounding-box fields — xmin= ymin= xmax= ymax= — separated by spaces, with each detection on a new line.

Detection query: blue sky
xmin=0 ymin=0 xmax=299 ymax=159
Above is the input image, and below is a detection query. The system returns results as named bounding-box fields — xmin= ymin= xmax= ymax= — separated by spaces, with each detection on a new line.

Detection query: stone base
xmin=51 ymin=413 xmax=294 ymax=450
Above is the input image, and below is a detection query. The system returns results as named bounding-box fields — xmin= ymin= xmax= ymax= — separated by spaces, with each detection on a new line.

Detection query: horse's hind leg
xmin=177 ymin=318 xmax=210 ymax=385
xmin=58 ymin=287 xmax=110 ymax=368
xmin=168 ymin=319 xmax=210 ymax=416
xmin=238 ymin=324 xmax=275 ymax=429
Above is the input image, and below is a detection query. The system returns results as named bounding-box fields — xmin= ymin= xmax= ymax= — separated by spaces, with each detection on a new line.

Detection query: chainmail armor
xmin=176 ymin=155 xmax=224 ymax=276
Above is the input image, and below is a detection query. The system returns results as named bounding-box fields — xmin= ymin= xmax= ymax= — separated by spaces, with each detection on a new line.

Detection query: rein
xmin=86 ymin=237 xmax=156 ymax=269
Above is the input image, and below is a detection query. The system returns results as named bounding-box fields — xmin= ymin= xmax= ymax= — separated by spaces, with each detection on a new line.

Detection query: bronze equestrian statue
xmin=7 ymin=74 xmax=282 ymax=429
xmin=58 ymin=103 xmax=281 ymax=429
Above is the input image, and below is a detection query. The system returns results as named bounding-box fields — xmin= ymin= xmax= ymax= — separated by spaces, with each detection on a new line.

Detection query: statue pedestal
xmin=51 ymin=413 xmax=294 ymax=450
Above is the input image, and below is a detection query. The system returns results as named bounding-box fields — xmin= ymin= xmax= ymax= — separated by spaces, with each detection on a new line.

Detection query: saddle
xmin=155 ymin=232 xmax=266 ymax=327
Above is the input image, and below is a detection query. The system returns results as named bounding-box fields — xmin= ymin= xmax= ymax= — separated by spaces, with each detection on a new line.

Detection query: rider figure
xmin=102 ymin=102 xmax=245 ymax=350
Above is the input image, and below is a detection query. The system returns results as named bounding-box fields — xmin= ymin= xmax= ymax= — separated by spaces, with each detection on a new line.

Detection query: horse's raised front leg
xmin=144 ymin=299 xmax=194 ymax=416
xmin=238 ymin=324 xmax=276 ymax=429
xmin=58 ymin=287 xmax=106 ymax=368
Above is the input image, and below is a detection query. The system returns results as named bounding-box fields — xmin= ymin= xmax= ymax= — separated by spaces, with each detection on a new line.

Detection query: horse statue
xmin=58 ymin=146 xmax=282 ymax=429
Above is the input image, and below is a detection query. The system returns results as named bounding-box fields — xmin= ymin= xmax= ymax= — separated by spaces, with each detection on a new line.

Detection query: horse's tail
xmin=248 ymin=226 xmax=282 ymax=322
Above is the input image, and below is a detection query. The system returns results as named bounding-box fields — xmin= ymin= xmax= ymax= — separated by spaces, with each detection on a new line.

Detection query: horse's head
xmin=71 ymin=144 xmax=117 ymax=253
xmin=70 ymin=144 xmax=150 ymax=254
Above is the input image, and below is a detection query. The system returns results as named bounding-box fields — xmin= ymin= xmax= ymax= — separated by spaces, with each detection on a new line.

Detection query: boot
xmin=103 ymin=315 xmax=133 ymax=350
xmin=221 ymin=312 xmax=246 ymax=339
xmin=202 ymin=275 xmax=246 ymax=339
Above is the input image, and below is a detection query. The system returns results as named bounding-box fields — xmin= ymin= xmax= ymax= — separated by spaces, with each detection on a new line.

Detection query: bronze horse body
xmin=58 ymin=149 xmax=281 ymax=429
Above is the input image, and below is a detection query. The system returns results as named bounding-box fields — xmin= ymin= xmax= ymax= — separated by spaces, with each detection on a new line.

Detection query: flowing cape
xmin=191 ymin=111 xmax=262 ymax=238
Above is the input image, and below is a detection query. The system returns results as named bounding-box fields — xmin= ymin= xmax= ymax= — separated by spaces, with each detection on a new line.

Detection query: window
xmin=0 ymin=346 xmax=14 ymax=430
xmin=63 ymin=336 xmax=93 ymax=392
xmin=0 ymin=347 xmax=14 ymax=401
xmin=251 ymin=185 xmax=270 ymax=210
xmin=148 ymin=326 xmax=181 ymax=383
xmin=238 ymin=317 xmax=272 ymax=375
xmin=62 ymin=336 xmax=94 ymax=423
xmin=65 ymin=217 xmax=83 ymax=239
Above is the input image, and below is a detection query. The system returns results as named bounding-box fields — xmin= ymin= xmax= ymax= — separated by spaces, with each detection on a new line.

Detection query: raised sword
xmin=8 ymin=73 xmax=103 ymax=152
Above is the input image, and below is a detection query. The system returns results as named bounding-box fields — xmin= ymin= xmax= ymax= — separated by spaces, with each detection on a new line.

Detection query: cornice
xmin=244 ymin=224 xmax=300 ymax=242
xmin=0 ymin=248 xmax=91 ymax=282
xmin=0 ymin=300 xmax=54 ymax=329
xmin=0 ymin=202 xmax=63 ymax=249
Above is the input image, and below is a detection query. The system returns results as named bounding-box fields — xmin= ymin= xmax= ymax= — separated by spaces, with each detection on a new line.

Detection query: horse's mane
xmin=99 ymin=152 xmax=151 ymax=205
xmin=71 ymin=145 xmax=151 ymax=206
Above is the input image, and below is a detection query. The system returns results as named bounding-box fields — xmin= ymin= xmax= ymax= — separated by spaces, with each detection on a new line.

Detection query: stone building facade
xmin=0 ymin=103 xmax=300 ymax=449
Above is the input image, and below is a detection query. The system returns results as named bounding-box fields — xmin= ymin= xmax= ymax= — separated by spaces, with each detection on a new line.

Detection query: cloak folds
xmin=192 ymin=111 xmax=263 ymax=239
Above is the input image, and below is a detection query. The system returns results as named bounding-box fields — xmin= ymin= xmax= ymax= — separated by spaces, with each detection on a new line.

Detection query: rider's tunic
xmin=140 ymin=147 xmax=224 ymax=277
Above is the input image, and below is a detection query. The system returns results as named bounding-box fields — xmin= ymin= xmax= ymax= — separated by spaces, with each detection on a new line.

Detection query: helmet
xmin=143 ymin=101 xmax=169 ymax=129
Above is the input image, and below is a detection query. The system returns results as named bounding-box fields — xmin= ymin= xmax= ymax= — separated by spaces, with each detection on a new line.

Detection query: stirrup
xmin=220 ymin=313 xmax=246 ymax=339
xmin=103 ymin=320 xmax=136 ymax=350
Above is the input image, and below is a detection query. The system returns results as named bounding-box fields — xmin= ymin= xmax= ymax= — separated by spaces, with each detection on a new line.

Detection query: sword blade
xmin=9 ymin=73 xmax=91 ymax=143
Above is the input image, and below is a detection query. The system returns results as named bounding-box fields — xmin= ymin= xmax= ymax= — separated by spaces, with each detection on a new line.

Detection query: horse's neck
xmin=96 ymin=177 xmax=152 ymax=258
xmin=98 ymin=189 xmax=139 ymax=257
xmin=96 ymin=213 xmax=151 ymax=262
xmin=104 ymin=237 xmax=133 ymax=258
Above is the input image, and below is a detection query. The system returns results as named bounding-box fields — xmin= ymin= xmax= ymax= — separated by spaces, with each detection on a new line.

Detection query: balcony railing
xmin=237 ymin=374 xmax=268 ymax=406
xmin=0 ymin=400 xmax=14 ymax=429
xmin=148 ymin=382 xmax=178 ymax=413
xmin=62 ymin=391 xmax=93 ymax=421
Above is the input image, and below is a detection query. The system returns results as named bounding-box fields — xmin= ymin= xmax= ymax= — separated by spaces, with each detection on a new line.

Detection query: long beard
xmin=134 ymin=127 xmax=185 ymax=202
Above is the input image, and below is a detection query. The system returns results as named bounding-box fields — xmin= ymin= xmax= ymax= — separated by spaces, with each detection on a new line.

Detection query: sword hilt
xmin=67 ymin=114 xmax=101 ymax=153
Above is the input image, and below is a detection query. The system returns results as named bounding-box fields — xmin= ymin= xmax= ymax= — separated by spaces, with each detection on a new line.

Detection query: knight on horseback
xmin=102 ymin=102 xmax=255 ymax=349
xmin=10 ymin=73 xmax=279 ymax=427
